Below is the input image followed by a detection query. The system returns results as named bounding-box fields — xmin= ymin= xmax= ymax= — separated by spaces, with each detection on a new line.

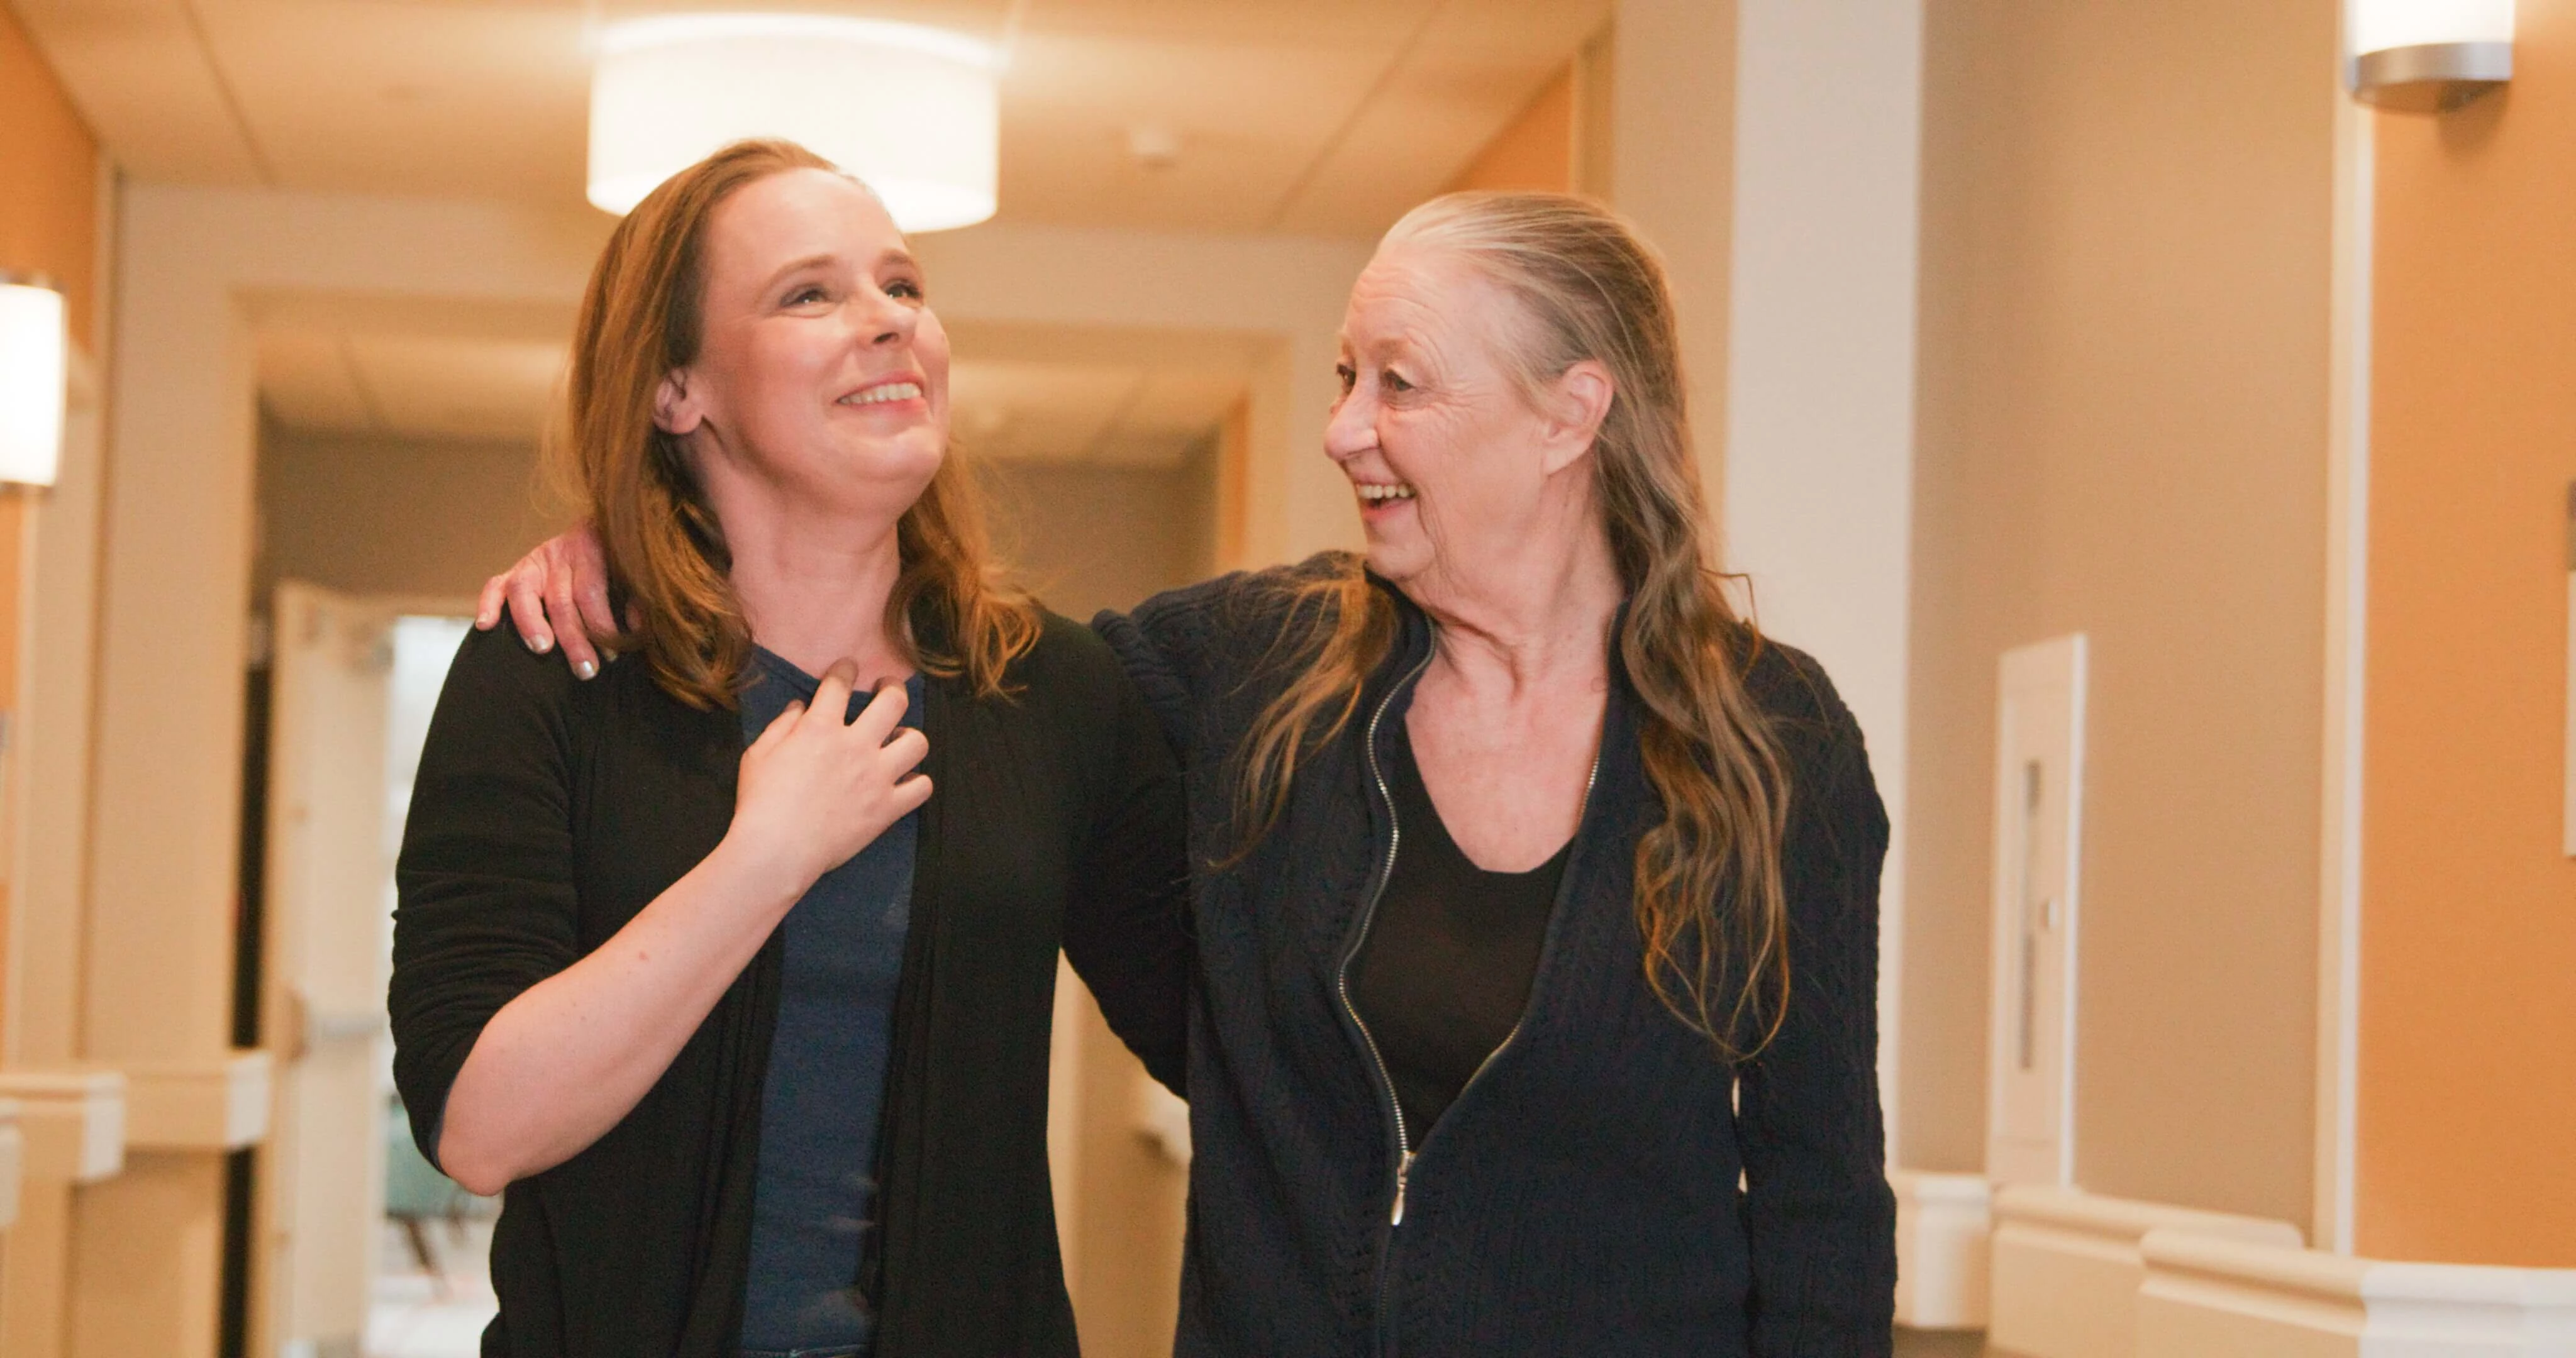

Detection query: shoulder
xmin=1098 ymin=552 xmax=1358 ymax=687
xmin=996 ymin=607 xmax=1134 ymax=717
xmin=433 ymin=606 xmax=586 ymax=729
xmin=1735 ymin=635 xmax=1886 ymax=839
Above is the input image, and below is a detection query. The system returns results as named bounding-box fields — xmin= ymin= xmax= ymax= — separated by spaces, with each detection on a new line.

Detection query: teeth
xmin=841 ymin=382 xmax=923 ymax=406
xmin=1355 ymin=483 xmax=1416 ymax=504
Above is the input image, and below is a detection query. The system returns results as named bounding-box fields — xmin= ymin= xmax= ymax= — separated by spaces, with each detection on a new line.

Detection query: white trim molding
xmin=2315 ymin=49 xmax=2378 ymax=1259
xmin=2140 ymin=1228 xmax=2576 ymax=1357
xmin=1990 ymin=1184 xmax=2304 ymax=1358
xmin=1892 ymin=1169 xmax=1993 ymax=1329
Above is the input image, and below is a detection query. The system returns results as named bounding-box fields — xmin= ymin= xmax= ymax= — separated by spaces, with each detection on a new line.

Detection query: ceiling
xmin=253 ymin=300 xmax=1258 ymax=467
xmin=15 ymin=0 xmax=1613 ymax=235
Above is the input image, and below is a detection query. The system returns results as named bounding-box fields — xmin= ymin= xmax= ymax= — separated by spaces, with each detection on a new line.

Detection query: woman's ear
xmin=653 ymin=369 xmax=704 ymax=437
xmin=1539 ymin=360 xmax=1615 ymax=475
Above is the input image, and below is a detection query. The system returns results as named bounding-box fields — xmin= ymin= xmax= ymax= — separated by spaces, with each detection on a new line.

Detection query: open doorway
xmin=253 ymin=588 xmax=491 ymax=1358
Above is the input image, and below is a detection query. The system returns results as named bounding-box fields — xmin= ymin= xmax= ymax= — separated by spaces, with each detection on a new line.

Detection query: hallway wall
xmin=0 ymin=9 xmax=101 ymax=351
xmin=0 ymin=0 xmax=101 ymax=1066
xmin=1904 ymin=0 xmax=2339 ymax=1227
xmin=2358 ymin=0 xmax=2576 ymax=1266
xmin=256 ymin=429 xmax=555 ymax=605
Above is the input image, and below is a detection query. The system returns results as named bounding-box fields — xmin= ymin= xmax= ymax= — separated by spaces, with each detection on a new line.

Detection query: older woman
xmin=487 ymin=192 xmax=1894 ymax=1355
xmin=397 ymin=139 xmax=1185 ymax=1358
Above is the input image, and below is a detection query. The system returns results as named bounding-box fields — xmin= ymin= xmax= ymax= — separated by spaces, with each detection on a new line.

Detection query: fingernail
xmin=532 ymin=634 xmax=553 ymax=653
xmin=575 ymin=659 xmax=598 ymax=680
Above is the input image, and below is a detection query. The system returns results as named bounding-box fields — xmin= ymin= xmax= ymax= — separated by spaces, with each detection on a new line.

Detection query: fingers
xmin=750 ymin=699 xmax=805 ymax=751
xmin=808 ymin=661 xmax=860 ymax=729
xmin=574 ymin=578 xmax=620 ymax=654
xmin=508 ymin=566 xmax=553 ymax=654
xmin=546 ymin=570 xmax=601 ymax=680
xmin=475 ymin=573 xmax=509 ymax=631
xmin=889 ymin=771 xmax=934 ymax=816
xmin=846 ymin=676 xmax=911 ymax=746
xmin=879 ymin=725 xmax=929 ymax=774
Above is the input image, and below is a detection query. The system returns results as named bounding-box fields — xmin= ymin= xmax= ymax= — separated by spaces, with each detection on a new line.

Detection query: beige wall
xmin=1446 ymin=67 xmax=1574 ymax=196
xmin=257 ymin=428 xmax=557 ymax=606
xmin=985 ymin=456 xmax=1216 ymax=624
xmin=1904 ymin=0 xmax=2338 ymax=1225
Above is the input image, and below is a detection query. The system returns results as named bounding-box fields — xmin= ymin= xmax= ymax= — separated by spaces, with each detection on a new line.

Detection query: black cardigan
xmin=389 ymin=605 xmax=1189 ymax=1358
xmin=1097 ymin=558 xmax=1896 ymax=1357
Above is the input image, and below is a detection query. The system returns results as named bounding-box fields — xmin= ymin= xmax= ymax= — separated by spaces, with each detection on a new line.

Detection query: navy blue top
xmin=735 ymin=656 xmax=922 ymax=1357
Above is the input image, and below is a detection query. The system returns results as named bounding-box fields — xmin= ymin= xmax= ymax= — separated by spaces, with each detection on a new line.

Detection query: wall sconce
xmin=588 ymin=14 xmax=1000 ymax=231
xmin=0 ymin=272 xmax=69 ymax=490
xmin=2349 ymin=0 xmax=2514 ymax=111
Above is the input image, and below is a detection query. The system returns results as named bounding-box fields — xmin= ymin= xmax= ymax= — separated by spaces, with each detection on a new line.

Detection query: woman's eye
xmin=786 ymin=285 xmax=829 ymax=306
xmin=1382 ymin=370 xmax=1413 ymax=394
xmin=884 ymin=278 xmax=924 ymax=302
xmin=1335 ymin=363 xmax=1356 ymax=394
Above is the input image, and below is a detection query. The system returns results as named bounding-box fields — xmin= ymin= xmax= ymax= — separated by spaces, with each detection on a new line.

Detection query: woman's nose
xmin=857 ymin=289 xmax=919 ymax=346
xmin=1324 ymin=387 xmax=1374 ymax=461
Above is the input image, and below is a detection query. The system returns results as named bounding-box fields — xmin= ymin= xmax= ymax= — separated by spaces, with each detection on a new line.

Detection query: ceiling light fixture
xmin=588 ymin=13 xmax=999 ymax=230
xmin=0 ymin=272 xmax=68 ymax=489
xmin=2348 ymin=0 xmax=2513 ymax=111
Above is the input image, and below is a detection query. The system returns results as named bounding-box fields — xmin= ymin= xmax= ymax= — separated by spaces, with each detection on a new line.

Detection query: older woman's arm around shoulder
xmin=1734 ymin=663 xmax=1899 ymax=1356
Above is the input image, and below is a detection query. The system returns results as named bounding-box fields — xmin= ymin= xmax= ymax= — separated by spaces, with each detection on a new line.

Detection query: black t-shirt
xmin=1349 ymin=723 xmax=1570 ymax=1142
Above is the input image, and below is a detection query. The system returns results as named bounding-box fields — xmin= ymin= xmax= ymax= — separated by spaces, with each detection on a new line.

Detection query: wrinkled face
xmin=1328 ymin=243 xmax=1572 ymax=593
xmin=658 ymin=168 xmax=950 ymax=524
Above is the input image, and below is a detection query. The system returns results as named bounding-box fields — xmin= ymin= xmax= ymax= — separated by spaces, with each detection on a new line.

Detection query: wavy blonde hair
xmin=1236 ymin=192 xmax=1794 ymax=1058
xmin=554 ymin=138 xmax=1035 ymax=709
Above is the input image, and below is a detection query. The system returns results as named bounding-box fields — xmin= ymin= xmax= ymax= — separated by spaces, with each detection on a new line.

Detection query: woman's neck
xmin=724 ymin=509 xmax=912 ymax=685
xmin=1407 ymin=520 xmax=1623 ymax=700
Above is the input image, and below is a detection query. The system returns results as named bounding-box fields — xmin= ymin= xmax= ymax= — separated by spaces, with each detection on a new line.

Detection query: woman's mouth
xmin=838 ymin=380 xmax=924 ymax=407
xmin=1354 ymin=481 xmax=1416 ymax=507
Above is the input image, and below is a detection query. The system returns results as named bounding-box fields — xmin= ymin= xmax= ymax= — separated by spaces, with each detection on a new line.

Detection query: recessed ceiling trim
xmin=337 ymin=333 xmax=392 ymax=434
xmin=179 ymin=0 xmax=280 ymax=184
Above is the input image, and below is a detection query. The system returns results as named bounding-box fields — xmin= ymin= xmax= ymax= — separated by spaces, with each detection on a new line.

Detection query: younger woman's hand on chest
xmin=728 ymin=661 xmax=933 ymax=897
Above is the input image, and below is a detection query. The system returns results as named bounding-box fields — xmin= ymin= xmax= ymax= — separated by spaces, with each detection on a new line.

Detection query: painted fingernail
xmin=575 ymin=659 xmax=598 ymax=680
xmin=532 ymin=634 xmax=553 ymax=653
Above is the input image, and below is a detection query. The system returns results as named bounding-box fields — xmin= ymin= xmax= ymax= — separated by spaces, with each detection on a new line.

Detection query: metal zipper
xmin=1338 ymin=645 xmax=1434 ymax=1223
xmin=1337 ymin=643 xmax=1433 ymax=1357
xmin=1338 ymin=636 xmax=1606 ymax=1353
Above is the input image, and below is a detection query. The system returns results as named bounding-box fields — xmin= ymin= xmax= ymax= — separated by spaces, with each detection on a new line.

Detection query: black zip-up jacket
xmin=1097 ymin=557 xmax=1896 ymax=1357
xmin=389 ymin=605 xmax=1189 ymax=1357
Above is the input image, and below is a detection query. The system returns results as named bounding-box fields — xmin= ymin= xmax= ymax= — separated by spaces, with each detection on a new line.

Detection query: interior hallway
xmin=2 ymin=1 xmax=2572 ymax=1356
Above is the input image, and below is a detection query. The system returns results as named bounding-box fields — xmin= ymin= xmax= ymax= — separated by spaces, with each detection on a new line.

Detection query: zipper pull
xmin=1391 ymin=1151 xmax=1415 ymax=1226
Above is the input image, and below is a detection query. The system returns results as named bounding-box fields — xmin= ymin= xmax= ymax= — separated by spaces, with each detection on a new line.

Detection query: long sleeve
xmin=387 ymin=617 xmax=584 ymax=1169
xmin=1733 ymin=683 xmax=1899 ymax=1355
xmin=1062 ymin=659 xmax=1193 ymax=1095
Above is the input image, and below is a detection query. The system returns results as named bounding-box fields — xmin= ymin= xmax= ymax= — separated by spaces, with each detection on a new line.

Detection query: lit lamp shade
xmin=589 ymin=14 xmax=999 ymax=231
xmin=2349 ymin=0 xmax=2514 ymax=111
xmin=0 ymin=275 xmax=67 ymax=489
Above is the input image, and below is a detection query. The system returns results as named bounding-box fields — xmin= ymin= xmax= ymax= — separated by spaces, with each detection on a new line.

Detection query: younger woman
xmin=391 ymin=140 xmax=1186 ymax=1358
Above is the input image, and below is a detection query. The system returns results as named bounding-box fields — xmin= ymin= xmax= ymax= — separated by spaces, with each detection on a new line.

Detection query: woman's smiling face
xmin=1328 ymin=242 xmax=1575 ymax=597
xmin=657 ymin=167 xmax=952 ymax=522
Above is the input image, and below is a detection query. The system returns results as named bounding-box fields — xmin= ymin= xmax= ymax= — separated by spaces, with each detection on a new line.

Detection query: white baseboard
xmin=2140 ymin=1228 xmax=2576 ymax=1357
xmin=1989 ymin=1184 xmax=2304 ymax=1358
xmin=1892 ymin=1169 xmax=1993 ymax=1329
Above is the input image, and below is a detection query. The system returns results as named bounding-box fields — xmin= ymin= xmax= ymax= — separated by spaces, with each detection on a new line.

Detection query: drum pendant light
xmin=589 ymin=13 xmax=999 ymax=230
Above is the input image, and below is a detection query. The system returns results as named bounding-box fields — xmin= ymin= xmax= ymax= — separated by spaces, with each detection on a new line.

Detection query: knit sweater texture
xmin=1097 ymin=558 xmax=1897 ymax=1357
